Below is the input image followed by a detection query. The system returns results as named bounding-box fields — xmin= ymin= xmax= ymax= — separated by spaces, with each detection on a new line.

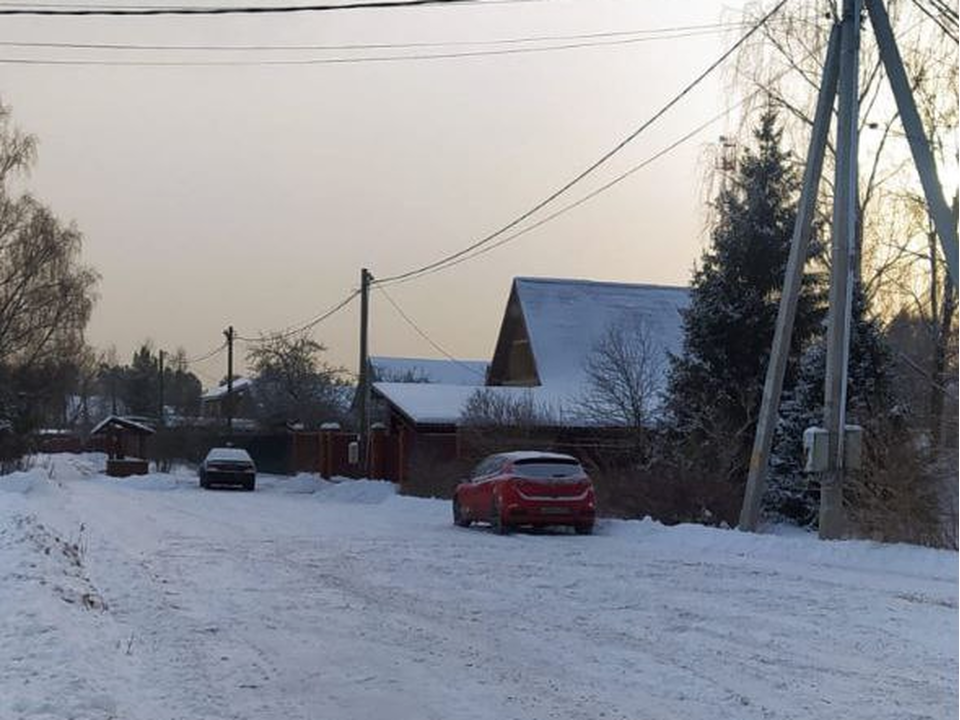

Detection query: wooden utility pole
xmin=357 ymin=268 xmax=372 ymax=468
xmin=738 ymin=23 xmax=842 ymax=531
xmin=224 ymin=325 xmax=234 ymax=433
xmin=819 ymin=0 xmax=862 ymax=540
xmin=158 ymin=349 xmax=165 ymax=427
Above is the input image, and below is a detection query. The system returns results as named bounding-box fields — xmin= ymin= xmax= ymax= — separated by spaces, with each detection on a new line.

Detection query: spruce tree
xmin=125 ymin=344 xmax=158 ymax=416
xmin=666 ymin=108 xmax=825 ymax=485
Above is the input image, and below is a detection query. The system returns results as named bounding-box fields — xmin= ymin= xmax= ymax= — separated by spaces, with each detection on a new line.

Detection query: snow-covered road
xmin=1 ymin=455 xmax=957 ymax=720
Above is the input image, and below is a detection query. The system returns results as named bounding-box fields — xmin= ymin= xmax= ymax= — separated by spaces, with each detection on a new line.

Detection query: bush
xmin=398 ymin=422 xmax=743 ymax=526
xmin=590 ymin=458 xmax=742 ymax=526
xmin=0 ymin=431 xmax=31 ymax=475
xmin=845 ymin=426 xmax=956 ymax=548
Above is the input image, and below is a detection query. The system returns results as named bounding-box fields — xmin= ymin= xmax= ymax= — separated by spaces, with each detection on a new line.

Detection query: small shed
xmin=91 ymin=415 xmax=155 ymax=477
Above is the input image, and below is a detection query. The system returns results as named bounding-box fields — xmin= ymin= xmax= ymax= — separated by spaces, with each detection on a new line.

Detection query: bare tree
xmin=578 ymin=316 xmax=664 ymax=443
xmin=371 ymin=365 xmax=432 ymax=383
xmin=0 ymin=102 xmax=98 ymax=371
xmin=246 ymin=334 xmax=350 ymax=427
xmin=731 ymin=0 xmax=958 ymax=304
xmin=461 ymin=388 xmax=558 ymax=428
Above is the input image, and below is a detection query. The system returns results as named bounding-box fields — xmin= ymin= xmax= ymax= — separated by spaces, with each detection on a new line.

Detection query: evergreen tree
xmin=164 ymin=367 xmax=202 ymax=418
xmin=665 ymin=108 xmax=825 ymax=485
xmin=99 ymin=344 xmax=203 ymax=420
xmin=124 ymin=343 xmax=158 ymax=416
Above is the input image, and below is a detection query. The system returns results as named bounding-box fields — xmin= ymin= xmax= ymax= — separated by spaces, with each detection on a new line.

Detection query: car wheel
xmin=453 ymin=497 xmax=471 ymax=527
xmin=199 ymin=473 xmax=208 ymax=490
xmin=574 ymin=524 xmax=594 ymax=536
xmin=245 ymin=479 xmax=256 ymax=492
xmin=490 ymin=498 xmax=509 ymax=535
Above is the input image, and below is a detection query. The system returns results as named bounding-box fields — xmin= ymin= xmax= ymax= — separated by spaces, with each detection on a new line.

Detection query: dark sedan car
xmin=199 ymin=447 xmax=256 ymax=491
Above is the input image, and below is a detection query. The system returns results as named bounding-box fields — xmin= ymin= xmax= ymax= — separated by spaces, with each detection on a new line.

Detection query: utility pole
xmin=224 ymin=326 xmax=234 ymax=433
xmin=740 ymin=0 xmax=956 ymax=537
xmin=158 ymin=349 xmax=165 ymax=427
xmin=357 ymin=268 xmax=373 ymax=469
xmin=738 ymin=23 xmax=842 ymax=532
xmin=820 ymin=0 xmax=862 ymax=540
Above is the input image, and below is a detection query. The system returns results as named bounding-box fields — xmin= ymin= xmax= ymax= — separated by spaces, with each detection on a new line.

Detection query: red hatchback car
xmin=453 ymin=451 xmax=596 ymax=535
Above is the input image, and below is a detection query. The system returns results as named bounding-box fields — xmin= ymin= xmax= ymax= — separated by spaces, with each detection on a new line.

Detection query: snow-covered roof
xmin=374 ymin=277 xmax=690 ymax=429
xmin=201 ymin=377 xmax=253 ymax=401
xmin=90 ymin=415 xmax=156 ymax=436
xmin=373 ymin=383 xmax=573 ymax=427
xmin=373 ymin=383 xmax=478 ymax=425
xmin=371 ymin=356 xmax=487 ymax=385
xmin=510 ymin=277 xmax=689 ymax=395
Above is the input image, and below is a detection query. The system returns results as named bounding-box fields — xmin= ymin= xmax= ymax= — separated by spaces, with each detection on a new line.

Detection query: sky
xmin=0 ymin=0 xmax=756 ymax=386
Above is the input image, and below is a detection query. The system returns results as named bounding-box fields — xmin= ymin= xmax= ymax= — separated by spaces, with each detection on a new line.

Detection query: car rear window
xmin=512 ymin=459 xmax=583 ymax=479
xmin=206 ymin=448 xmax=253 ymax=464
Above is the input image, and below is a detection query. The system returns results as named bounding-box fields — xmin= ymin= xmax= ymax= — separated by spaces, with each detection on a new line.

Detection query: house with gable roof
xmin=369 ymin=277 xmax=688 ymax=482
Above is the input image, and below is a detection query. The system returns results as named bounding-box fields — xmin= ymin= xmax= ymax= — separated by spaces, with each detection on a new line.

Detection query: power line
xmin=234 ymin=288 xmax=361 ymax=343
xmin=371 ymin=0 xmax=789 ymax=287
xmin=0 ymin=28 xmax=744 ymax=66
xmin=376 ymin=284 xmax=486 ymax=378
xmin=0 ymin=0 xmax=508 ymax=16
xmin=911 ymin=0 xmax=959 ymax=42
xmin=0 ymin=21 xmax=745 ymax=53
xmin=183 ymin=341 xmax=227 ymax=365
xmin=386 ymin=98 xmax=760 ymax=286
xmin=926 ymin=0 xmax=958 ymax=24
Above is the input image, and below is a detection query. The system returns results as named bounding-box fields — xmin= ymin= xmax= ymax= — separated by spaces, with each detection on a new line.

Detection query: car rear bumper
xmin=203 ymin=471 xmax=255 ymax=487
xmin=504 ymin=502 xmax=594 ymax=527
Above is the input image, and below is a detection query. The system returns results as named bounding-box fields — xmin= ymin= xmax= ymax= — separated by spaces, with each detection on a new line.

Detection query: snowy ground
xmin=1 ymin=454 xmax=957 ymax=720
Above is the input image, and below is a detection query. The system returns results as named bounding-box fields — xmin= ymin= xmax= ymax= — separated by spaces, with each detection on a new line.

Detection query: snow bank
xmin=318 ymin=477 xmax=397 ymax=504
xmin=0 ymin=467 xmax=58 ymax=496
xmin=604 ymin=516 xmax=957 ymax=581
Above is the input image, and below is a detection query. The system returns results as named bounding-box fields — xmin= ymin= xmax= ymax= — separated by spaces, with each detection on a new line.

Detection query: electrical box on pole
xmin=803 ymin=427 xmax=830 ymax=473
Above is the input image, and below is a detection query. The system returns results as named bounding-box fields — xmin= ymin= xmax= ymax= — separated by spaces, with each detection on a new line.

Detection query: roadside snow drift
xmin=1 ymin=454 xmax=956 ymax=720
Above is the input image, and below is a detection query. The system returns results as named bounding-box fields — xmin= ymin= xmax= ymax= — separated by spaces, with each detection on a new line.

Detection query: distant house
xmin=487 ymin=277 xmax=688 ymax=395
xmin=91 ymin=415 xmax=155 ymax=477
xmin=370 ymin=277 xmax=689 ymax=482
xmin=200 ymin=377 xmax=253 ymax=420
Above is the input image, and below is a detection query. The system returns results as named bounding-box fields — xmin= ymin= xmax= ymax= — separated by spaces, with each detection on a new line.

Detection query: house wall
xmin=487 ymin=286 xmax=539 ymax=387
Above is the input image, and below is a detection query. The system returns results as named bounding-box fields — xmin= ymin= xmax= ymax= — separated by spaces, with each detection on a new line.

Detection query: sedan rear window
xmin=206 ymin=448 xmax=253 ymax=464
xmin=512 ymin=459 xmax=583 ymax=479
